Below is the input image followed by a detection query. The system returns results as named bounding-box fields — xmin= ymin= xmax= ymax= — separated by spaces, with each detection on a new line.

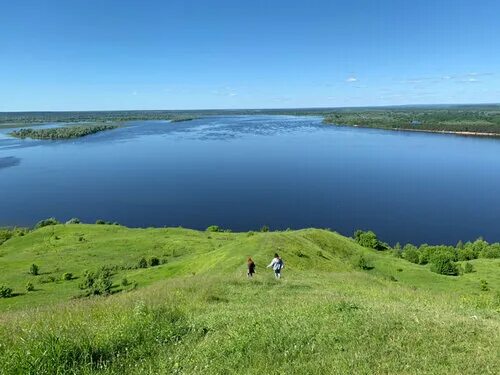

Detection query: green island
xmin=0 ymin=221 xmax=499 ymax=374
xmin=322 ymin=105 xmax=500 ymax=136
xmin=9 ymin=124 xmax=119 ymax=140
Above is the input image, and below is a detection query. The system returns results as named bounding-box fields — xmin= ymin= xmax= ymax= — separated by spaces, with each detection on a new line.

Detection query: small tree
xmin=480 ymin=280 xmax=489 ymax=291
xmin=354 ymin=230 xmax=386 ymax=250
xmin=29 ymin=264 xmax=39 ymax=276
xmin=26 ymin=282 xmax=35 ymax=292
xmin=79 ymin=269 xmax=113 ymax=296
xmin=149 ymin=257 xmax=160 ymax=267
xmin=402 ymin=245 xmax=419 ymax=264
xmin=35 ymin=217 xmax=60 ymax=229
xmin=430 ymin=255 xmax=459 ymax=276
xmin=206 ymin=225 xmax=220 ymax=232
xmin=463 ymin=262 xmax=474 ymax=273
xmin=0 ymin=286 xmax=13 ymax=298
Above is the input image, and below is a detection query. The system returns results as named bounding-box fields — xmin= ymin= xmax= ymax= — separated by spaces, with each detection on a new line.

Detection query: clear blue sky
xmin=1 ymin=0 xmax=499 ymax=111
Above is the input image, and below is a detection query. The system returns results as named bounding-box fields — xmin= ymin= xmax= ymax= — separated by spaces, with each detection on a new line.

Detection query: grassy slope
xmin=0 ymin=225 xmax=499 ymax=374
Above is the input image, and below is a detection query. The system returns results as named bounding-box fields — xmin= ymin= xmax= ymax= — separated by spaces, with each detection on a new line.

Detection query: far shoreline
xmin=327 ymin=123 xmax=500 ymax=138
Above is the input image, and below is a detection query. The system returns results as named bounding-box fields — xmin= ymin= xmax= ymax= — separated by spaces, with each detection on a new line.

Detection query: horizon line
xmin=1 ymin=102 xmax=500 ymax=114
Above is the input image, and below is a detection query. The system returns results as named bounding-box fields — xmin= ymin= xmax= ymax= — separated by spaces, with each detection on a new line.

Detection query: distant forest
xmin=2 ymin=104 xmax=500 ymax=135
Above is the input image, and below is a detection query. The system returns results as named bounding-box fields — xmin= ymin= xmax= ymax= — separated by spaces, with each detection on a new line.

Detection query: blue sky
xmin=1 ymin=0 xmax=499 ymax=111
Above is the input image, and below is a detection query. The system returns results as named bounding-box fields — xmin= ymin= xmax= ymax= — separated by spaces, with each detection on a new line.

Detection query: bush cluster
xmin=0 ymin=227 xmax=29 ymax=245
xmin=396 ymin=238 xmax=500 ymax=276
xmin=35 ymin=218 xmax=60 ymax=229
xmin=354 ymin=230 xmax=387 ymax=251
xmin=79 ymin=268 xmax=113 ymax=296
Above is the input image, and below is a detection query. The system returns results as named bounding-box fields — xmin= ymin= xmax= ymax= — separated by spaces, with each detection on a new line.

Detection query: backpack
xmin=276 ymin=258 xmax=283 ymax=271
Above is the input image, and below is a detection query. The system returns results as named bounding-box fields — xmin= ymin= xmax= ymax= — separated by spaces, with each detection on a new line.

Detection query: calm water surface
xmin=1 ymin=115 xmax=499 ymax=245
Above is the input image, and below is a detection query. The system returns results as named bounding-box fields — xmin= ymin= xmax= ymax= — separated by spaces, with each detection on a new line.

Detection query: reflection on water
xmin=0 ymin=156 xmax=20 ymax=169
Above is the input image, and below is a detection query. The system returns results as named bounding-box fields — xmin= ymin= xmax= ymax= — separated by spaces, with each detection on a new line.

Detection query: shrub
xmin=392 ymin=243 xmax=402 ymax=258
xmin=480 ymin=280 xmax=489 ymax=291
xmin=62 ymin=272 xmax=73 ymax=281
xmin=65 ymin=218 xmax=81 ymax=224
xmin=121 ymin=278 xmax=129 ymax=287
xmin=430 ymin=255 xmax=459 ymax=276
xmin=95 ymin=220 xmax=106 ymax=225
xmin=480 ymin=243 xmax=500 ymax=259
xmin=149 ymin=257 xmax=160 ymax=267
xmin=356 ymin=255 xmax=372 ymax=270
xmin=39 ymin=275 xmax=56 ymax=284
xmin=354 ymin=230 xmax=386 ymax=250
xmin=0 ymin=228 xmax=13 ymax=245
xmin=79 ymin=269 xmax=113 ymax=296
xmin=0 ymin=285 xmax=13 ymax=298
xmin=247 ymin=231 xmax=255 ymax=237
xmin=403 ymin=245 xmax=419 ymax=264
xmin=457 ymin=247 xmax=476 ymax=261
xmin=138 ymin=257 xmax=148 ymax=269
xmin=35 ymin=217 xmax=60 ymax=229
xmin=463 ymin=262 xmax=474 ymax=273
xmin=25 ymin=282 xmax=35 ymax=292
xmin=260 ymin=225 xmax=269 ymax=233
xmin=206 ymin=225 xmax=220 ymax=232
xmin=29 ymin=263 xmax=39 ymax=276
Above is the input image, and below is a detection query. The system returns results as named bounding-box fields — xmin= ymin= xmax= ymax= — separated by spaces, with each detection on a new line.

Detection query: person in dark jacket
xmin=247 ymin=257 xmax=256 ymax=278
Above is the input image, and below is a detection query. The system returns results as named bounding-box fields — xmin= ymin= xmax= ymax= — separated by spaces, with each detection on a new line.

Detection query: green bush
xmin=149 ymin=257 xmax=160 ymax=267
xmin=403 ymin=245 xmax=420 ymax=264
xmin=391 ymin=243 xmax=402 ymax=258
xmin=463 ymin=262 xmax=474 ymax=273
xmin=138 ymin=258 xmax=148 ymax=269
xmin=35 ymin=217 xmax=60 ymax=229
xmin=95 ymin=220 xmax=106 ymax=225
xmin=356 ymin=255 xmax=372 ymax=270
xmin=0 ymin=285 xmax=13 ymax=298
xmin=430 ymin=255 xmax=459 ymax=276
xmin=354 ymin=230 xmax=386 ymax=250
xmin=260 ymin=225 xmax=269 ymax=233
xmin=39 ymin=275 xmax=56 ymax=284
xmin=65 ymin=218 xmax=81 ymax=224
xmin=29 ymin=263 xmax=39 ymax=276
xmin=206 ymin=225 xmax=220 ymax=232
xmin=480 ymin=280 xmax=489 ymax=291
xmin=480 ymin=243 xmax=500 ymax=259
xmin=62 ymin=272 xmax=73 ymax=281
xmin=79 ymin=269 xmax=113 ymax=296
xmin=25 ymin=282 xmax=35 ymax=292
xmin=121 ymin=278 xmax=129 ymax=287
xmin=457 ymin=247 xmax=476 ymax=261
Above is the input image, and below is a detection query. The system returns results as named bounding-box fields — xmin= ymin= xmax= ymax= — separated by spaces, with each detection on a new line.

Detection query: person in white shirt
xmin=267 ymin=253 xmax=284 ymax=279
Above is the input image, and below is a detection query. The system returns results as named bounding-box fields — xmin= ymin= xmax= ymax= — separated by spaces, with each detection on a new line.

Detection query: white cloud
xmin=346 ymin=76 xmax=358 ymax=83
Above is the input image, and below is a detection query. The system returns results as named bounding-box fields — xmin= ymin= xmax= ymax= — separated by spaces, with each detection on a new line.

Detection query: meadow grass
xmin=0 ymin=225 xmax=499 ymax=374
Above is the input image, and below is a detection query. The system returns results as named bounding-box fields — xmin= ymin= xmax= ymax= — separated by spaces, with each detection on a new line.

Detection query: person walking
xmin=247 ymin=257 xmax=256 ymax=278
xmin=267 ymin=253 xmax=284 ymax=279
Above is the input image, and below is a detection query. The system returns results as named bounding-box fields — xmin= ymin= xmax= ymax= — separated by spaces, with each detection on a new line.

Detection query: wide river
xmin=1 ymin=115 xmax=499 ymax=245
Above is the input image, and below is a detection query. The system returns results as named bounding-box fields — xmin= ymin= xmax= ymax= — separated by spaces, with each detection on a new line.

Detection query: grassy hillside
xmin=0 ymin=224 xmax=499 ymax=374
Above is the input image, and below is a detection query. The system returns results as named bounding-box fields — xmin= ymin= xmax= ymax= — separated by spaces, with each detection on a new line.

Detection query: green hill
xmin=0 ymin=224 xmax=499 ymax=374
